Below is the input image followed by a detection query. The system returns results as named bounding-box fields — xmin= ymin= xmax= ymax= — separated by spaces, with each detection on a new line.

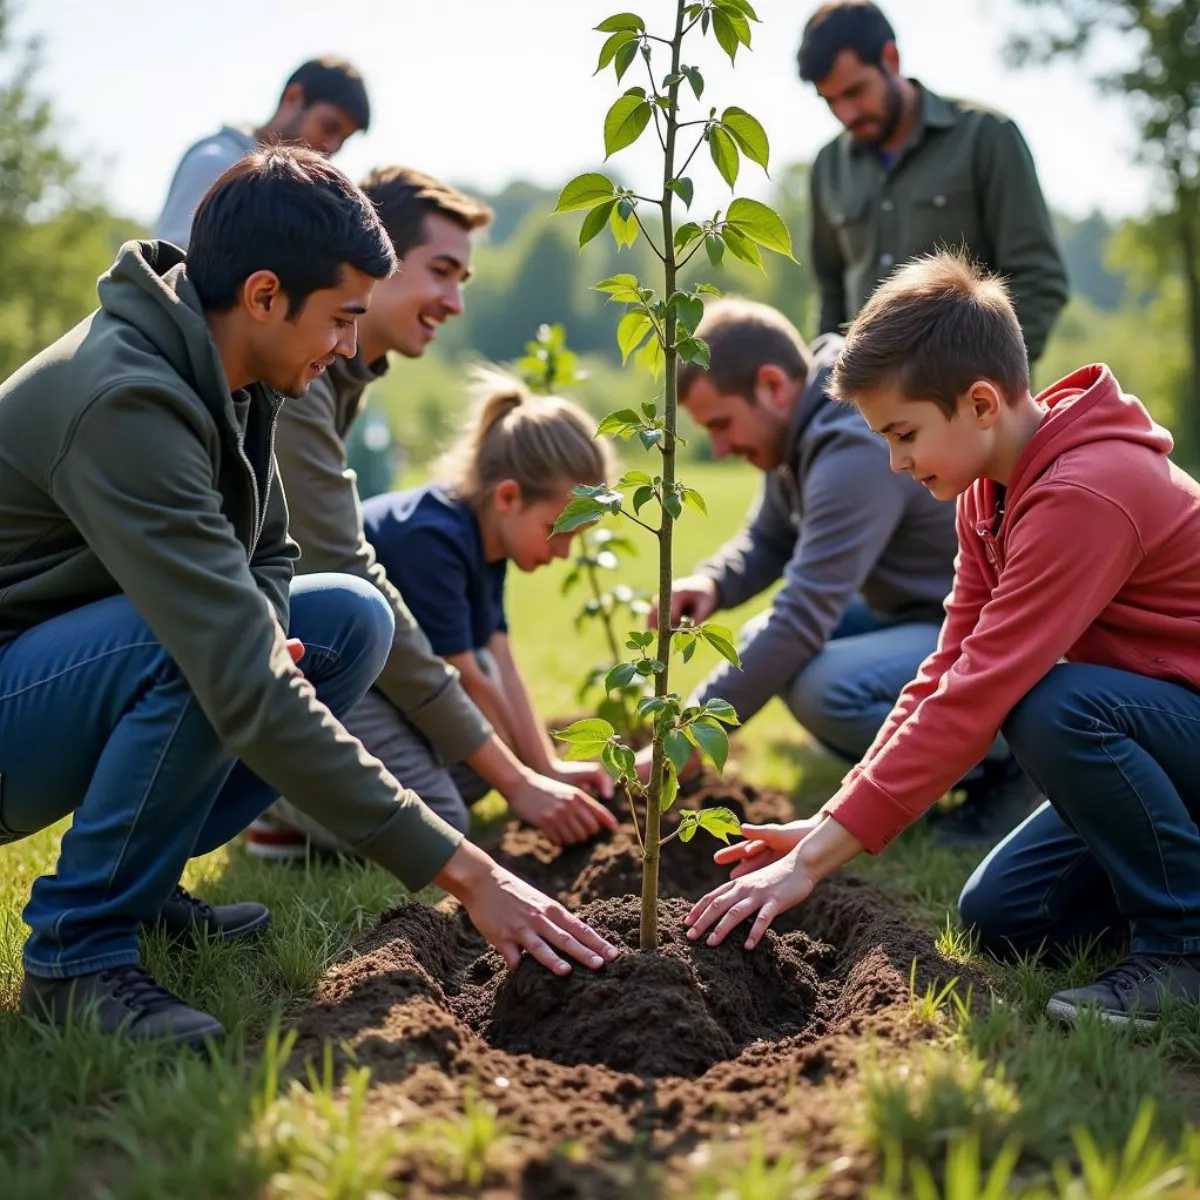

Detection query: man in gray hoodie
xmin=668 ymin=298 xmax=1034 ymax=843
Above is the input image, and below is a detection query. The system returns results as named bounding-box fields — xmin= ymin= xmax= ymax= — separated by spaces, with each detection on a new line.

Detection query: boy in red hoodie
xmin=686 ymin=252 xmax=1200 ymax=1029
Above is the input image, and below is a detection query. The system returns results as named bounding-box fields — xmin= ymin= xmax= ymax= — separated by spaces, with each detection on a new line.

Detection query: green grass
xmin=2 ymin=462 xmax=1200 ymax=1197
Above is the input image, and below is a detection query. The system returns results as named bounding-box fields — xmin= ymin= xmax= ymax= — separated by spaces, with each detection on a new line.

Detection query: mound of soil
xmin=457 ymin=896 xmax=831 ymax=1076
xmin=284 ymin=773 xmax=985 ymax=1197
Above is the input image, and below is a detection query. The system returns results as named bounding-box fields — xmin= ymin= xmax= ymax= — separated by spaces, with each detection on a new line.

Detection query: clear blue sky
xmin=18 ymin=0 xmax=1147 ymax=227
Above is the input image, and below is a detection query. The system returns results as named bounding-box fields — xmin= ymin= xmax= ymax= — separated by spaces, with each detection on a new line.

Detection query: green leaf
xmin=634 ymin=658 xmax=657 ymax=676
xmin=675 ymin=294 xmax=704 ymax=334
xmin=721 ymin=224 xmax=763 ymax=270
xmin=641 ymin=401 xmax=657 ymax=419
xmin=596 ymin=12 xmax=645 ymax=32
xmin=593 ymin=273 xmax=642 ymax=302
xmin=721 ymin=107 xmax=769 ymax=172
xmin=684 ymin=66 xmax=704 ymax=99
xmin=721 ymin=0 xmax=759 ymax=18
xmin=632 ymin=485 xmax=654 ymax=513
xmin=668 ymin=177 xmax=695 ymax=210
xmin=705 ymin=234 xmax=725 ymax=267
xmin=660 ymin=764 xmax=679 ymax=813
xmin=702 ymin=698 xmax=740 ymax=726
xmin=726 ymin=197 xmax=795 ymax=260
xmin=605 ymin=662 xmax=638 ymax=692
xmin=696 ymin=282 xmax=722 ymax=295
xmin=663 ymin=491 xmax=683 ymax=520
xmin=618 ymin=469 xmax=653 ymax=488
xmin=610 ymin=201 xmax=639 ymax=249
xmin=614 ymin=37 xmax=640 ymax=82
xmin=635 ymin=335 xmax=665 ymax=379
xmin=555 ymin=172 xmax=617 ymax=213
xmin=579 ymin=199 xmax=617 ymax=248
xmin=597 ymin=407 xmax=643 ymax=435
xmin=673 ymin=221 xmax=703 ymax=252
xmin=686 ymin=720 xmax=729 ymax=773
xmin=712 ymin=10 xmax=740 ymax=61
xmin=596 ymin=29 xmax=638 ymax=72
xmin=664 ymin=729 xmax=692 ymax=774
xmin=601 ymin=741 xmax=637 ymax=782
xmin=617 ymin=311 xmax=653 ymax=362
xmin=681 ymin=486 xmax=708 ymax=515
xmin=700 ymin=623 xmax=742 ymax=667
xmin=604 ymin=93 xmax=652 ymax=158
xmin=682 ymin=637 xmax=698 ymax=663
xmin=625 ymin=630 xmax=654 ymax=649
xmin=677 ymin=336 xmax=710 ymax=367
xmin=639 ymin=427 xmax=665 ymax=450
xmin=709 ymin=125 xmax=739 ymax=189
xmin=560 ymin=565 xmax=581 ymax=595
xmin=553 ymin=717 xmax=615 ymax=759
xmin=696 ymin=805 xmax=743 ymax=843
xmin=715 ymin=4 xmax=752 ymax=44
xmin=554 ymin=495 xmax=607 ymax=534
xmin=616 ymin=744 xmax=637 ymax=778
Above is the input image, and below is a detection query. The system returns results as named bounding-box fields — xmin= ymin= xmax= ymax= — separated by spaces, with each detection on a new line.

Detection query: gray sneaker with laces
xmin=1047 ymin=953 xmax=1200 ymax=1029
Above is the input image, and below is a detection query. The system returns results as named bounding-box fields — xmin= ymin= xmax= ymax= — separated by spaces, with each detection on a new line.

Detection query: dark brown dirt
xmin=286 ymin=776 xmax=982 ymax=1198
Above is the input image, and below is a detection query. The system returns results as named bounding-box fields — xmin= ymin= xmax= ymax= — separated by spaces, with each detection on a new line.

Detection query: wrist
xmin=795 ymin=815 xmax=862 ymax=881
xmin=432 ymin=840 xmax=495 ymax=904
xmin=469 ymin=735 xmax=529 ymax=799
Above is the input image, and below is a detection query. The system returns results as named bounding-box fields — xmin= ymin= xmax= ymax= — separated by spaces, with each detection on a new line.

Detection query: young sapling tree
xmin=551 ymin=0 xmax=796 ymax=951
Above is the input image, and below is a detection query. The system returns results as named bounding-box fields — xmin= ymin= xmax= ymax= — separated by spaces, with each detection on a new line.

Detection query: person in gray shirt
xmin=155 ymin=57 xmax=370 ymax=250
xmin=666 ymin=298 xmax=1036 ymax=844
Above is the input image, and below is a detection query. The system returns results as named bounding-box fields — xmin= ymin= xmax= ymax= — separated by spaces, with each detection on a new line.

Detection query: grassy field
xmin=3 ymin=462 xmax=1200 ymax=1198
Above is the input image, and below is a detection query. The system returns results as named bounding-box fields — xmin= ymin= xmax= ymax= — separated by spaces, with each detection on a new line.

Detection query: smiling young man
xmin=659 ymin=298 xmax=1033 ymax=845
xmin=0 ymin=148 xmax=617 ymax=1047
xmin=799 ymin=1 xmax=1067 ymax=361
xmin=687 ymin=254 xmax=1200 ymax=1031
xmin=156 ymin=57 xmax=371 ymax=251
xmin=264 ymin=165 xmax=616 ymax=861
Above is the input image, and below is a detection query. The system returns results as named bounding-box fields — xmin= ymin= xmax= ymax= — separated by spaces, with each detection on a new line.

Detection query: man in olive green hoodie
xmin=0 ymin=147 xmax=617 ymax=1047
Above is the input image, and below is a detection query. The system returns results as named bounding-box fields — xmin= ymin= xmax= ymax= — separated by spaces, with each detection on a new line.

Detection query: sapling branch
xmin=620 ymin=508 xmax=659 ymax=535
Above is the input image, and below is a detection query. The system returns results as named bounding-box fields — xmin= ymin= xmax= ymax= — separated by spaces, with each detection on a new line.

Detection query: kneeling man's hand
xmin=649 ymin=575 xmax=719 ymax=630
xmin=435 ymin=841 xmax=621 ymax=975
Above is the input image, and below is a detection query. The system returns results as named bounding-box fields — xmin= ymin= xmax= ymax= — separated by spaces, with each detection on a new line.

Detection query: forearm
xmin=460 ymin=671 xmax=523 ymax=756
xmin=797 ymin=814 xmax=865 ymax=879
xmin=464 ymin=735 xmax=533 ymax=799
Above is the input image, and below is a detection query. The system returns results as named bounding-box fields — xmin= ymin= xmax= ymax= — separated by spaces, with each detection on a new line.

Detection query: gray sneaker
xmin=21 ymin=964 xmax=225 ymax=1046
xmin=153 ymin=885 xmax=271 ymax=946
xmin=1046 ymin=953 xmax=1200 ymax=1029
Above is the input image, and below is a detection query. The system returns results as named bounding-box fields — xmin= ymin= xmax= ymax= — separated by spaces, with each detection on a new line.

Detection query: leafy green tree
xmin=551 ymin=0 xmax=795 ymax=951
xmin=0 ymin=0 xmax=139 ymax=380
xmin=1009 ymin=0 xmax=1200 ymax=446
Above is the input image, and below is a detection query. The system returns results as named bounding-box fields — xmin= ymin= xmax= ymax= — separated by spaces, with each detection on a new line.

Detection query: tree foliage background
xmin=1 ymin=0 xmax=1192 ymax=470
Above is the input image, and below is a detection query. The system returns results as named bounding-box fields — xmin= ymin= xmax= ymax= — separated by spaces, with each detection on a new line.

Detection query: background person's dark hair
xmin=189 ymin=147 xmax=396 ymax=317
xmin=359 ymin=166 xmax=493 ymax=259
xmin=678 ymin=297 xmax=812 ymax=403
xmin=797 ymin=1 xmax=896 ymax=83
xmin=831 ymin=253 xmax=1030 ymax=416
xmin=283 ymin=57 xmax=371 ymax=132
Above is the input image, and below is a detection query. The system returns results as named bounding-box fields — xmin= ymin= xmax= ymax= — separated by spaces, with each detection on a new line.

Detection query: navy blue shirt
xmin=362 ymin=483 xmax=508 ymax=657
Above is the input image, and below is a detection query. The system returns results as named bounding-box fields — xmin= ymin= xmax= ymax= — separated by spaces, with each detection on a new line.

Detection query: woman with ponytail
xmin=348 ymin=369 xmax=619 ymax=845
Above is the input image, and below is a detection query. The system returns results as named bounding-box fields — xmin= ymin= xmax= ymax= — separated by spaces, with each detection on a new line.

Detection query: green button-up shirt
xmin=810 ymin=82 xmax=1068 ymax=362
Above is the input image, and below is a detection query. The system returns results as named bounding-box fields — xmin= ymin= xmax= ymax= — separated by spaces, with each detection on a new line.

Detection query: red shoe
xmin=244 ymin=814 xmax=310 ymax=862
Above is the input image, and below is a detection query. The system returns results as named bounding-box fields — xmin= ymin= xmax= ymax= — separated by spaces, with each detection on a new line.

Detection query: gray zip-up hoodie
xmin=0 ymin=241 xmax=462 ymax=888
xmin=272 ymin=351 xmax=493 ymax=764
xmin=695 ymin=334 xmax=958 ymax=724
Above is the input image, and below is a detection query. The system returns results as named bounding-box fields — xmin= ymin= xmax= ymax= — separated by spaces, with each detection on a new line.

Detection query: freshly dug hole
xmin=454 ymin=895 xmax=833 ymax=1077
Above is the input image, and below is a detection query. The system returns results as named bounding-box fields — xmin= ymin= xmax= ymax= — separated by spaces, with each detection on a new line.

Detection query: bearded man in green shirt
xmin=800 ymin=1 xmax=1068 ymax=362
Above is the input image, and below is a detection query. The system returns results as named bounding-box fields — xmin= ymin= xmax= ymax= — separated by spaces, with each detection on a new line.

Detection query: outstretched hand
xmin=685 ymin=846 xmax=819 ymax=950
xmin=713 ymin=818 xmax=821 ymax=879
xmin=437 ymin=841 xmax=621 ymax=975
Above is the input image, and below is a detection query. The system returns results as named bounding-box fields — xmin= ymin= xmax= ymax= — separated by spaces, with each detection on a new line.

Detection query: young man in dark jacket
xmin=666 ymin=298 xmax=1035 ymax=843
xmin=0 ymin=148 xmax=616 ymax=1047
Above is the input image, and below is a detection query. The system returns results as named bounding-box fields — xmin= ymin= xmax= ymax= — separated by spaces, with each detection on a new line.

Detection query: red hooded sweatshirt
xmin=826 ymin=364 xmax=1200 ymax=853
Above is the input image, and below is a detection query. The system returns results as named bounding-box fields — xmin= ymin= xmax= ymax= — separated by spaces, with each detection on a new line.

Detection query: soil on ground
xmin=288 ymin=777 xmax=980 ymax=1198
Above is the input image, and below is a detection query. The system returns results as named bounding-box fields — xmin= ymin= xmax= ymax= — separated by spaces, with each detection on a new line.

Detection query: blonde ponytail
xmin=435 ymin=366 xmax=613 ymax=505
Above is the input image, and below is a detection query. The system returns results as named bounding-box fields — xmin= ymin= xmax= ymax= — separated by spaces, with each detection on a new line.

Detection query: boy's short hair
xmin=831 ymin=253 xmax=1030 ymax=416
xmin=189 ymin=146 xmax=396 ymax=316
xmin=284 ymin=57 xmax=371 ymax=132
xmin=359 ymin=166 xmax=493 ymax=260
xmin=797 ymin=1 xmax=896 ymax=83
xmin=678 ymin=297 xmax=812 ymax=403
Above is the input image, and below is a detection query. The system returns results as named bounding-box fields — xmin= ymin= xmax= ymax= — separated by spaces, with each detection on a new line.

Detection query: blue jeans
xmin=0 ymin=574 xmax=392 ymax=979
xmin=959 ymin=663 xmax=1200 ymax=959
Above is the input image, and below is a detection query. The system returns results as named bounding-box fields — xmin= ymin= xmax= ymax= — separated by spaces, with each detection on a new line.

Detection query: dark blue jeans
xmin=0 ymin=574 xmax=392 ymax=979
xmin=959 ymin=662 xmax=1200 ymax=959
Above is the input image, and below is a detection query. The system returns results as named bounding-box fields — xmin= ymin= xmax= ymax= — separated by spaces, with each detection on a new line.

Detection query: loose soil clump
xmin=287 ymin=778 xmax=981 ymax=1198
